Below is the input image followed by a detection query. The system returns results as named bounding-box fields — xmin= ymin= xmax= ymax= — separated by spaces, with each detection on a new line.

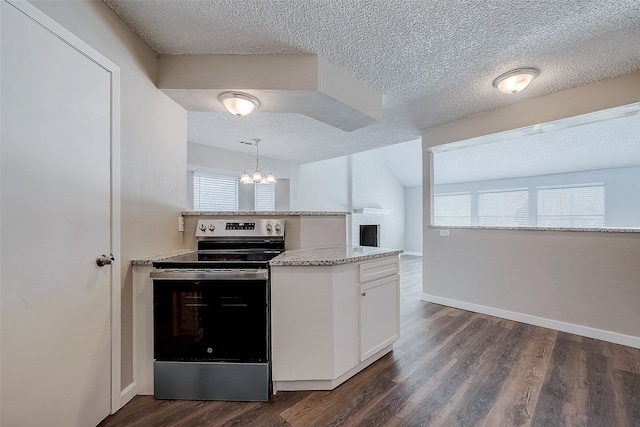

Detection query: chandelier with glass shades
xmin=239 ymin=139 xmax=276 ymax=184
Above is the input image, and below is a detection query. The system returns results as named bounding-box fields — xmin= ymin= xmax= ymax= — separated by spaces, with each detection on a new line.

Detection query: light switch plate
xmin=439 ymin=229 xmax=450 ymax=236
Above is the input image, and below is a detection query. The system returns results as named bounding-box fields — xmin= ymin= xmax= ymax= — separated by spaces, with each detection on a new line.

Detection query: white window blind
xmin=478 ymin=189 xmax=529 ymax=227
xmin=537 ymin=183 xmax=605 ymax=228
xmin=255 ymin=183 xmax=275 ymax=211
xmin=434 ymin=193 xmax=471 ymax=226
xmin=193 ymin=172 xmax=238 ymax=211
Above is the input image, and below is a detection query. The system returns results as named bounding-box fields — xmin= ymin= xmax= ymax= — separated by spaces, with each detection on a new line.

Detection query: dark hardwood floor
xmin=101 ymin=255 xmax=640 ymax=426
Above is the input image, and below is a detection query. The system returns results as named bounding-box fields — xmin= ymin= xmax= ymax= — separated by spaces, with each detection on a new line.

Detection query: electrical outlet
xmin=178 ymin=216 xmax=184 ymax=232
xmin=439 ymin=229 xmax=450 ymax=236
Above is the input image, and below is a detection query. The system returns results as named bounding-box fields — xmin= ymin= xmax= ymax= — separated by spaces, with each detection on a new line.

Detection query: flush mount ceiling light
xmin=218 ymin=91 xmax=261 ymax=116
xmin=239 ymin=139 xmax=276 ymax=184
xmin=493 ymin=68 xmax=539 ymax=94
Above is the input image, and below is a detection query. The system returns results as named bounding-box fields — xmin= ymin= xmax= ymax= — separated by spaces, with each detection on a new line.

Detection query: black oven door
xmin=153 ymin=279 xmax=268 ymax=362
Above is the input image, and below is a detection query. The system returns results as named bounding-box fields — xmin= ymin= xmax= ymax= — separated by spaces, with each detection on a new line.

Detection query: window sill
xmin=427 ymin=225 xmax=640 ymax=233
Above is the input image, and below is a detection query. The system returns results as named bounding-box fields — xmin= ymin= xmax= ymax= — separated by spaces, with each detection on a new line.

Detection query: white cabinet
xmin=358 ymin=257 xmax=400 ymax=360
xmin=360 ymin=275 xmax=400 ymax=360
xmin=271 ymin=255 xmax=400 ymax=391
xmin=270 ymin=264 xmax=359 ymax=387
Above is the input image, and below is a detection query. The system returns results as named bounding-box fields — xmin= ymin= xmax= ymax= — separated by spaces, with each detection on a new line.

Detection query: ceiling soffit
xmin=157 ymin=54 xmax=381 ymax=132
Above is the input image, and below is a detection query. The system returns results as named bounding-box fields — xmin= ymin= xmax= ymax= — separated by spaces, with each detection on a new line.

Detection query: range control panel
xmin=195 ymin=219 xmax=285 ymax=237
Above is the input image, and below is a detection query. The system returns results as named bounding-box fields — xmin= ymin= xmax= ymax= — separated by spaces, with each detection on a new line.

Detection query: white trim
xmin=110 ymin=57 xmax=124 ymax=416
xmin=477 ymin=187 xmax=528 ymax=194
xmin=353 ymin=208 xmax=393 ymax=215
xmin=119 ymin=381 xmax=138 ymax=408
xmin=8 ymin=0 xmax=124 ymax=414
xmin=536 ymin=182 xmax=605 ymax=190
xmin=421 ymin=293 xmax=640 ymax=349
xmin=401 ymin=251 xmax=423 ymax=256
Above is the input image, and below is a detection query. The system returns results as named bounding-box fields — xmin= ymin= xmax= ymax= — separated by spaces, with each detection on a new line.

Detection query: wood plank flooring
xmin=100 ymin=255 xmax=640 ymax=427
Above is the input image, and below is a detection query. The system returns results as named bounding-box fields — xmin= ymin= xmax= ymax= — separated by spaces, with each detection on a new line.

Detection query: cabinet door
xmin=359 ymin=275 xmax=400 ymax=361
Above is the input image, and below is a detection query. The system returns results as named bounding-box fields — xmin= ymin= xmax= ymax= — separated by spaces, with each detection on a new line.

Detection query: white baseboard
xmin=115 ymin=381 xmax=138 ymax=413
xmin=421 ymin=293 xmax=640 ymax=349
xmin=402 ymin=252 xmax=423 ymax=256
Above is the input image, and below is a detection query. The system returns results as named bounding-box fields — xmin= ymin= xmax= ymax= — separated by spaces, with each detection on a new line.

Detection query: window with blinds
xmin=255 ymin=183 xmax=275 ymax=211
xmin=478 ymin=189 xmax=529 ymax=227
xmin=433 ymin=193 xmax=471 ymax=226
xmin=537 ymin=183 xmax=605 ymax=228
xmin=193 ymin=172 xmax=238 ymax=211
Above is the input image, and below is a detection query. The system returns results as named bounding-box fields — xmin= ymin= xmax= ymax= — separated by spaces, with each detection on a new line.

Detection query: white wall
xmin=31 ymin=0 xmax=188 ymax=395
xmin=404 ymin=186 xmax=423 ymax=254
xmin=290 ymin=156 xmax=350 ymax=211
xmin=422 ymin=72 xmax=640 ymax=348
xmin=290 ymin=151 xmax=409 ymax=250
xmin=352 ymin=150 xmax=405 ymax=249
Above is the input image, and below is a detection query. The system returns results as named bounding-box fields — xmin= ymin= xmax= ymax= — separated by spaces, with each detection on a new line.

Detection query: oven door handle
xmin=151 ymin=269 xmax=269 ymax=281
xmin=197 ymin=249 xmax=282 ymax=255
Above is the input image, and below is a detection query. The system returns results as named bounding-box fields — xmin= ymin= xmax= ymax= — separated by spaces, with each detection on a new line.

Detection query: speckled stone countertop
xmin=130 ymin=249 xmax=194 ymax=266
xmin=270 ymin=246 xmax=403 ymax=266
xmin=182 ymin=211 xmax=350 ymax=217
xmin=428 ymin=225 xmax=640 ymax=233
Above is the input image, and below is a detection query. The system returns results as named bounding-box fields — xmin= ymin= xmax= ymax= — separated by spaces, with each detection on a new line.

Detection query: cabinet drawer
xmin=358 ymin=257 xmax=399 ymax=283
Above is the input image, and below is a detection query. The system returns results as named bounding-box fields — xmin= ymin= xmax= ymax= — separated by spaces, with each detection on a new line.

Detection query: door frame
xmin=5 ymin=0 xmax=123 ymax=413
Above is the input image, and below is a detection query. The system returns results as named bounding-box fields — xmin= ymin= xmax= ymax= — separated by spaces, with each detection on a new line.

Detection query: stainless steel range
xmin=151 ymin=219 xmax=285 ymax=402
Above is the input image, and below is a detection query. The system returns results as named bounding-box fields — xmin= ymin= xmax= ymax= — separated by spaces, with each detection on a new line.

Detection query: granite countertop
xmin=427 ymin=225 xmax=640 ymax=233
xmin=130 ymin=249 xmax=195 ymax=266
xmin=182 ymin=211 xmax=350 ymax=217
xmin=270 ymin=246 xmax=404 ymax=266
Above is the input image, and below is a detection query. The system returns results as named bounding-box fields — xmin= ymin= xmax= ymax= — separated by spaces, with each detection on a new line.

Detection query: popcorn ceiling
xmin=103 ymin=0 xmax=640 ymax=164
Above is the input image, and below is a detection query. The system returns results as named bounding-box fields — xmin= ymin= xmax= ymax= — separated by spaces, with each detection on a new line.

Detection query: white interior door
xmin=1 ymin=2 xmax=113 ymax=426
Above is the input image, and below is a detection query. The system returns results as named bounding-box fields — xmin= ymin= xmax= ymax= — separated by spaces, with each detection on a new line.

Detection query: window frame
xmin=536 ymin=182 xmax=605 ymax=228
xmin=433 ymin=192 xmax=472 ymax=226
xmin=192 ymin=171 xmax=239 ymax=211
xmin=477 ymin=187 xmax=529 ymax=227
xmin=255 ymin=183 xmax=276 ymax=212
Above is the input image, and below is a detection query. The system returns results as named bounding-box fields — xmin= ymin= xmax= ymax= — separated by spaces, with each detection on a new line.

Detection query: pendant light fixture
xmin=493 ymin=68 xmax=539 ymax=94
xmin=219 ymin=91 xmax=261 ymax=116
xmin=239 ymin=139 xmax=276 ymax=184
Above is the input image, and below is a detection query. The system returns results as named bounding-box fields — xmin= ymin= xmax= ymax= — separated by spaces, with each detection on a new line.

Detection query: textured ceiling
xmin=103 ymin=0 xmax=640 ymax=164
xmin=435 ymin=107 xmax=640 ymax=185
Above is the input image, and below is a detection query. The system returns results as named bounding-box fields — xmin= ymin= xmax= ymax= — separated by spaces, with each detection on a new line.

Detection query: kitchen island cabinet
xmin=269 ymin=246 xmax=402 ymax=391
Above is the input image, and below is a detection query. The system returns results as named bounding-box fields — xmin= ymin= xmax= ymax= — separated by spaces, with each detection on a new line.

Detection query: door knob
xmin=96 ymin=253 xmax=115 ymax=267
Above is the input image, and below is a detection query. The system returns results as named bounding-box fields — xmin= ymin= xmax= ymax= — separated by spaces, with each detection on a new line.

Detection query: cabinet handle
xmin=361 ymin=291 xmax=366 ymax=296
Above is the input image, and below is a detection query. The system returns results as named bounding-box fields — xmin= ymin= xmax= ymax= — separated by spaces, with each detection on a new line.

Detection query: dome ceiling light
xmin=219 ymin=91 xmax=261 ymax=116
xmin=493 ymin=68 xmax=539 ymax=94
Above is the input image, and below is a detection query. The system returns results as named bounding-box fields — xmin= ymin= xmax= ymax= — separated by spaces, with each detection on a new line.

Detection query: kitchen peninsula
xmin=270 ymin=246 xmax=403 ymax=391
xmin=132 ymin=211 xmax=402 ymax=396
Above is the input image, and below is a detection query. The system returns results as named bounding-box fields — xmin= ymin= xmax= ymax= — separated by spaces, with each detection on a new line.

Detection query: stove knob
xmin=199 ymin=224 xmax=207 ymax=232
xmin=266 ymin=224 xmax=273 ymax=233
xmin=275 ymin=223 xmax=282 ymax=233
xmin=208 ymin=224 xmax=215 ymax=232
